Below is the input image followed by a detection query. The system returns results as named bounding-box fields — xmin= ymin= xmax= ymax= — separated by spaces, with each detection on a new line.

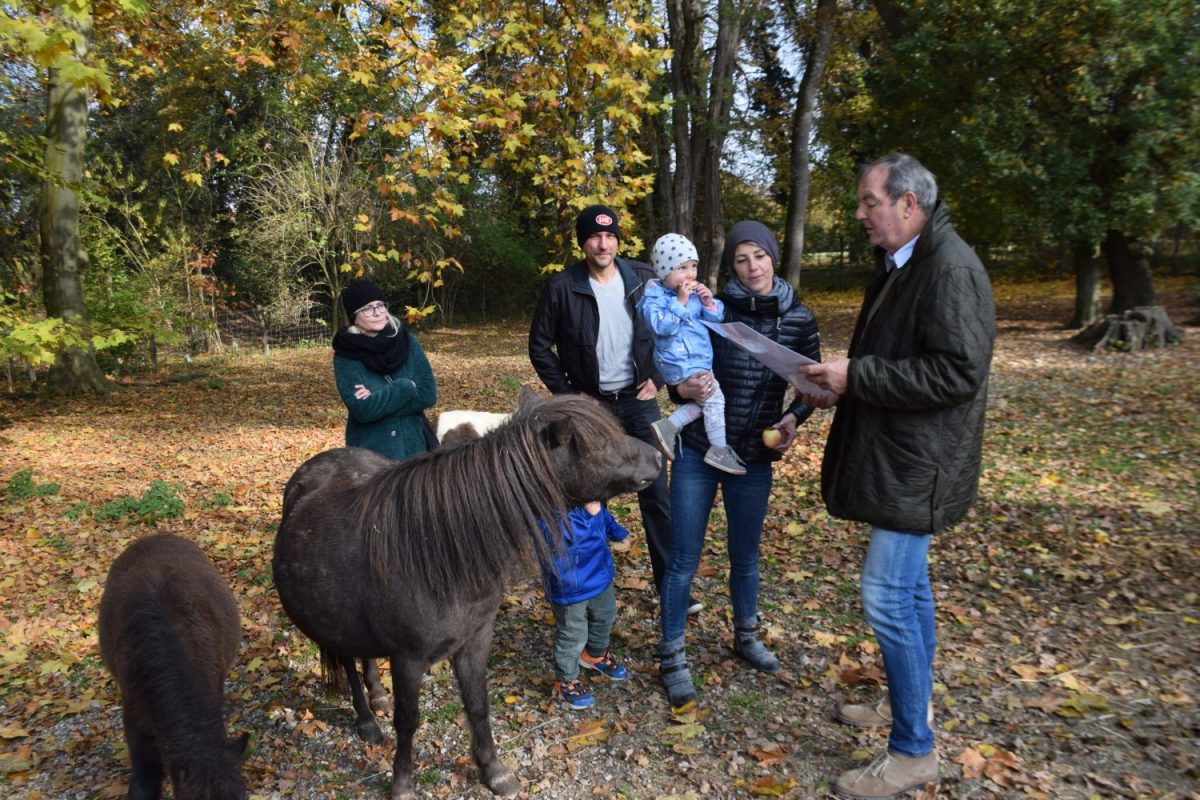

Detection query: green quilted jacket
xmin=821 ymin=202 xmax=995 ymax=533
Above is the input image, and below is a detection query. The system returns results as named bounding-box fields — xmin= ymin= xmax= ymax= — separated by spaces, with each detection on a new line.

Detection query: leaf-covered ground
xmin=1 ymin=277 xmax=1197 ymax=800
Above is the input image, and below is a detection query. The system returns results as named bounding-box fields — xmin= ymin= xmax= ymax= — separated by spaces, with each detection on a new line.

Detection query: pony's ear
xmin=517 ymin=384 xmax=541 ymax=409
xmin=228 ymin=732 xmax=250 ymax=758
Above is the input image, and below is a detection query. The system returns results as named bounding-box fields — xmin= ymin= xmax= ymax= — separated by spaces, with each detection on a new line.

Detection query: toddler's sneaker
xmin=554 ymin=679 xmax=594 ymax=710
xmin=650 ymin=418 xmax=678 ymax=460
xmin=579 ymin=649 xmax=629 ymax=681
xmin=704 ymin=445 xmax=747 ymax=475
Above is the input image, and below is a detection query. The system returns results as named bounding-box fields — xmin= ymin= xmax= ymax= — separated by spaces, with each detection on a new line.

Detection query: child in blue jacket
xmin=541 ymin=501 xmax=631 ymax=710
xmin=638 ymin=233 xmax=746 ymax=475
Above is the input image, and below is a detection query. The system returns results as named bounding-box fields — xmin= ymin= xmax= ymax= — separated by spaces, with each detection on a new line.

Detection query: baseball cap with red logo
xmin=575 ymin=204 xmax=622 ymax=248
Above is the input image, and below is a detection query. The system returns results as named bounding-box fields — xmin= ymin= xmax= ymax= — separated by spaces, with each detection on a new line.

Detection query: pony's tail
xmin=318 ymin=647 xmax=351 ymax=696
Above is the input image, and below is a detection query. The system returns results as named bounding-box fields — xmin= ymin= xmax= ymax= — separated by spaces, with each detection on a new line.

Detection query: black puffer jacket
xmin=677 ymin=277 xmax=821 ymax=464
xmin=822 ymin=201 xmax=995 ymax=533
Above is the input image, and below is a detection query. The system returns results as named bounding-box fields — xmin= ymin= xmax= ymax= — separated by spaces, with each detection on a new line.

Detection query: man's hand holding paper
xmin=796 ymin=358 xmax=848 ymax=408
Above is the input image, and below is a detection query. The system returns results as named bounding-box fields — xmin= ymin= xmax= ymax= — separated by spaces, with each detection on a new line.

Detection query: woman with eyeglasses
xmin=332 ymin=278 xmax=438 ymax=460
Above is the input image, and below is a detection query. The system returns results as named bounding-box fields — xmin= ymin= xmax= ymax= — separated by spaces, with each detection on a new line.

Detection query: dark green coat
xmin=822 ymin=202 xmax=995 ymax=533
xmin=333 ymin=333 xmax=437 ymax=460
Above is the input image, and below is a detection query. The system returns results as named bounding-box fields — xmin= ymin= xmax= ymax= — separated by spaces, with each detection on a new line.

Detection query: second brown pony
xmin=272 ymin=388 xmax=660 ymax=799
xmin=98 ymin=533 xmax=247 ymax=800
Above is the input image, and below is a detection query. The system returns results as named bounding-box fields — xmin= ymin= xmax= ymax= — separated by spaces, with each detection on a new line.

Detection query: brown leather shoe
xmin=836 ymin=691 xmax=933 ymax=728
xmin=833 ymin=750 xmax=938 ymax=799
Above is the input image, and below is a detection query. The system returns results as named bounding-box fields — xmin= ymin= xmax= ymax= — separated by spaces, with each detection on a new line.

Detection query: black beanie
xmin=575 ymin=204 xmax=621 ymax=248
xmin=341 ymin=278 xmax=387 ymax=319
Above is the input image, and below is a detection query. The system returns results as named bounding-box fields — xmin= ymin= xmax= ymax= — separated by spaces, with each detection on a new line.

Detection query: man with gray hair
xmin=800 ymin=153 xmax=995 ymax=799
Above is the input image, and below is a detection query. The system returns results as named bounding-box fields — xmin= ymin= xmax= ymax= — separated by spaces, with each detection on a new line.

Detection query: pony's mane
xmin=111 ymin=573 xmax=244 ymax=793
xmin=353 ymin=394 xmax=625 ymax=598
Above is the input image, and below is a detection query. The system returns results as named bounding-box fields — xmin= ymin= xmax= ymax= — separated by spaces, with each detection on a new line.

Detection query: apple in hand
xmin=761 ymin=427 xmax=783 ymax=448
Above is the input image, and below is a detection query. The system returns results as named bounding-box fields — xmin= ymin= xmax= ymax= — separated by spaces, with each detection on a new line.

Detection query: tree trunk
xmin=666 ymin=0 xmax=704 ymax=236
xmin=1067 ymin=241 xmax=1101 ymax=329
xmin=781 ymin=0 xmax=837 ymax=288
xmin=39 ymin=3 xmax=110 ymax=394
xmin=1072 ymin=229 xmax=1182 ymax=350
xmin=1102 ymin=229 xmax=1159 ymax=313
xmin=699 ymin=0 xmax=750 ymax=285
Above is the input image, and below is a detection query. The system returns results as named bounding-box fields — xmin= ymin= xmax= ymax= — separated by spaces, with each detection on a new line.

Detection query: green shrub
xmin=96 ymin=481 xmax=185 ymax=525
xmin=4 ymin=468 xmax=60 ymax=501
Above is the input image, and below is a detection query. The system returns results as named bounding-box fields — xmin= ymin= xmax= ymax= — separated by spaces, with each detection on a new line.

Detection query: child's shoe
xmin=554 ymin=679 xmax=594 ymax=710
xmin=704 ymin=445 xmax=747 ymax=475
xmin=650 ymin=419 xmax=678 ymax=460
xmin=579 ymin=649 xmax=629 ymax=681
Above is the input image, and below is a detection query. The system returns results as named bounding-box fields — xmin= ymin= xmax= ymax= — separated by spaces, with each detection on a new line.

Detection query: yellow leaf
xmin=162 ymin=152 xmax=179 ymax=167
xmin=0 ymin=725 xmax=29 ymax=739
xmin=503 ymin=695 xmax=519 ymax=705
xmin=1101 ymin=614 xmax=1136 ymax=626
xmin=0 ymin=744 xmax=36 ymax=772
xmin=812 ymin=630 xmax=845 ymax=647
xmin=1054 ymin=673 xmax=1082 ymax=692
xmin=568 ymin=718 xmax=611 ymax=749
xmin=748 ymin=776 xmax=796 ymax=796
xmin=1011 ymin=663 xmax=1042 ymax=680
xmin=183 ymin=172 xmax=203 ymax=187
xmin=661 ymin=720 xmax=705 ymax=740
xmin=167 ymin=122 xmax=183 ymax=132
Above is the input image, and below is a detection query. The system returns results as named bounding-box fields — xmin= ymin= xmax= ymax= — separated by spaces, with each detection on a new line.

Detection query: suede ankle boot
xmin=833 ymin=750 xmax=938 ymax=799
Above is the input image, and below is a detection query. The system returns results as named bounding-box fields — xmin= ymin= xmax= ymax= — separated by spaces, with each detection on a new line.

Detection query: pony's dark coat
xmin=273 ymin=390 xmax=660 ymax=799
xmin=98 ymin=533 xmax=246 ymax=800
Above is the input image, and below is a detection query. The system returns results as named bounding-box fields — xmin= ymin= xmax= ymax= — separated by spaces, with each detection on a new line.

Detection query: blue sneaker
xmin=579 ymin=649 xmax=629 ymax=681
xmin=555 ymin=679 xmax=594 ymax=710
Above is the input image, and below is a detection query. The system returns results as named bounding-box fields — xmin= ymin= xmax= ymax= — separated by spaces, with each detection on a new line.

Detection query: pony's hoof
xmin=355 ymin=718 xmax=384 ymax=744
xmin=487 ymin=769 xmax=520 ymax=797
xmin=389 ymin=775 xmax=415 ymax=800
xmin=369 ymin=694 xmax=393 ymax=716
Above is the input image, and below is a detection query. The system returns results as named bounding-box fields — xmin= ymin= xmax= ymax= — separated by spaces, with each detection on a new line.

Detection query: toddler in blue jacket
xmin=638 ymin=233 xmax=746 ymax=475
xmin=541 ymin=501 xmax=631 ymax=710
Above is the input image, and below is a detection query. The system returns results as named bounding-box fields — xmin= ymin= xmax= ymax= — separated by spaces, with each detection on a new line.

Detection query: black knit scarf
xmin=332 ymin=325 xmax=410 ymax=375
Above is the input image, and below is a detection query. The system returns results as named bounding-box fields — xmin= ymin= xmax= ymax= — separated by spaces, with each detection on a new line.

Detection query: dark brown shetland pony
xmin=272 ymin=388 xmax=661 ymax=799
xmin=98 ymin=533 xmax=247 ymax=800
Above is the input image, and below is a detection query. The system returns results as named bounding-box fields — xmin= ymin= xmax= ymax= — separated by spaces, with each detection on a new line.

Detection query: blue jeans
xmin=862 ymin=527 xmax=936 ymax=757
xmin=597 ymin=395 xmax=672 ymax=593
xmin=660 ymin=444 xmax=773 ymax=644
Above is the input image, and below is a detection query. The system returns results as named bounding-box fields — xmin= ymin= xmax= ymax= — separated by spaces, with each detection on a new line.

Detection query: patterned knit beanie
xmin=650 ymin=233 xmax=700 ymax=280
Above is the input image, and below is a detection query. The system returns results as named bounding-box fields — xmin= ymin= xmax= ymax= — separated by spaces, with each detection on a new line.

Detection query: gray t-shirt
xmin=590 ymin=274 xmax=635 ymax=392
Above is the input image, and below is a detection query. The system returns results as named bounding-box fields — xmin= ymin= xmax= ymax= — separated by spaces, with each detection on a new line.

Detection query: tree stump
xmin=1072 ymin=306 xmax=1183 ymax=352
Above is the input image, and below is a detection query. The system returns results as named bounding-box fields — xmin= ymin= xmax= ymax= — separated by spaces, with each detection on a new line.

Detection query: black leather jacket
xmin=676 ymin=278 xmax=821 ymax=464
xmin=528 ymin=258 xmax=661 ymax=396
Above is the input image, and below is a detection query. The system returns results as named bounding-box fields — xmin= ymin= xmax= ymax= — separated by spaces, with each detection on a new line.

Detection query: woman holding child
xmin=652 ymin=221 xmax=821 ymax=710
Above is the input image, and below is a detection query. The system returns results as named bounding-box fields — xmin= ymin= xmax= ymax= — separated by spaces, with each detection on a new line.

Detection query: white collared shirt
xmin=890 ymin=235 xmax=921 ymax=270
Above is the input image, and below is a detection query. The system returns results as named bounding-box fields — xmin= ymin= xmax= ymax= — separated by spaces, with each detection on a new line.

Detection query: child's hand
xmin=695 ymin=283 xmax=715 ymax=308
xmin=675 ymin=280 xmax=694 ymax=305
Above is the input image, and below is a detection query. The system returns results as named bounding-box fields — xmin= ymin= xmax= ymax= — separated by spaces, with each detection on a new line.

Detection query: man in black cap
xmin=529 ymin=204 xmax=684 ymax=609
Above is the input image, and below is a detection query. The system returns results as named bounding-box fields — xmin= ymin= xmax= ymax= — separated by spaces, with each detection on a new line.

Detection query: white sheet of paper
xmin=702 ymin=320 xmax=836 ymax=402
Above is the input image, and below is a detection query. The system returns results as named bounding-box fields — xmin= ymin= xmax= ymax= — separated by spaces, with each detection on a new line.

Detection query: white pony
xmin=434 ymin=410 xmax=511 ymax=444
